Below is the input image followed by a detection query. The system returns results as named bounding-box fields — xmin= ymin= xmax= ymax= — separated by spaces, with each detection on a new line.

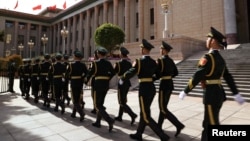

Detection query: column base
xmin=226 ymin=33 xmax=238 ymax=44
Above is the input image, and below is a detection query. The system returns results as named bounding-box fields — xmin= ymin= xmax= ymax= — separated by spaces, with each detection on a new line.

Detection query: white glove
xmin=234 ymin=94 xmax=245 ymax=105
xmin=28 ymin=78 xmax=31 ymax=82
xmin=119 ymin=79 xmax=124 ymax=85
xmin=62 ymin=78 xmax=65 ymax=82
xmin=37 ymin=77 xmax=39 ymax=80
xmin=179 ymin=91 xmax=187 ymax=100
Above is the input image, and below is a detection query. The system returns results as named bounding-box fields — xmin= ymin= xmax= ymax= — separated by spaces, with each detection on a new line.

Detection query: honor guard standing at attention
xmin=31 ymin=57 xmax=41 ymax=103
xmin=179 ymin=27 xmax=245 ymax=141
xmin=156 ymin=41 xmax=185 ymax=137
xmin=40 ymin=54 xmax=52 ymax=107
xmin=113 ymin=46 xmax=137 ymax=125
xmin=23 ymin=59 xmax=32 ymax=100
xmin=7 ymin=58 xmax=17 ymax=93
xmin=18 ymin=59 xmax=26 ymax=96
xmin=49 ymin=53 xmax=66 ymax=114
xmin=62 ymin=54 xmax=71 ymax=106
xmin=85 ymin=47 xmax=116 ymax=132
xmin=119 ymin=39 xmax=170 ymax=141
xmin=66 ymin=51 xmax=88 ymax=122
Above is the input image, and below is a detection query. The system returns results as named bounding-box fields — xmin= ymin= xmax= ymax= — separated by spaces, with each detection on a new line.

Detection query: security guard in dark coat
xmin=85 ymin=47 xmax=116 ymax=132
xmin=120 ymin=39 xmax=169 ymax=141
xmin=66 ymin=51 xmax=88 ymax=122
xmin=179 ymin=27 xmax=245 ymax=141
xmin=40 ymin=54 xmax=52 ymax=107
xmin=7 ymin=58 xmax=16 ymax=93
xmin=49 ymin=53 xmax=66 ymax=114
xmin=62 ymin=54 xmax=71 ymax=106
xmin=156 ymin=41 xmax=185 ymax=137
xmin=113 ymin=46 xmax=137 ymax=125
xmin=23 ymin=59 xmax=32 ymax=100
xmin=31 ymin=58 xmax=41 ymax=103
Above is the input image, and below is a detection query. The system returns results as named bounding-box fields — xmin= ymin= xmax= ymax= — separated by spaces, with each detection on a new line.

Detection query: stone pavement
xmin=0 ymin=79 xmax=250 ymax=141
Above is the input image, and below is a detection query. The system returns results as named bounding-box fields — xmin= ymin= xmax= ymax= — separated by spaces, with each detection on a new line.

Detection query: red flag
xmin=14 ymin=0 xmax=18 ymax=9
xmin=63 ymin=1 xmax=66 ymax=9
xmin=48 ymin=5 xmax=56 ymax=10
xmin=33 ymin=5 xmax=42 ymax=10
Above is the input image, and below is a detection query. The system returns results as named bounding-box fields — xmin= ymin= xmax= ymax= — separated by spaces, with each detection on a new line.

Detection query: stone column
xmin=67 ymin=19 xmax=70 ymax=54
xmin=125 ymin=0 xmax=130 ymax=43
xmin=103 ymin=2 xmax=108 ymax=23
xmin=113 ymin=0 xmax=118 ymax=25
xmin=79 ymin=13 xmax=83 ymax=53
xmin=53 ymin=25 xmax=56 ymax=53
xmin=72 ymin=16 xmax=77 ymax=52
xmin=138 ymin=0 xmax=144 ymax=41
xmin=224 ymin=0 xmax=237 ymax=44
xmin=85 ymin=10 xmax=91 ymax=58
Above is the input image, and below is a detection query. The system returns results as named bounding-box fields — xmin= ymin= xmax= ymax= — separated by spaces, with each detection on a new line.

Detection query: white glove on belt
xmin=119 ymin=79 xmax=124 ymax=85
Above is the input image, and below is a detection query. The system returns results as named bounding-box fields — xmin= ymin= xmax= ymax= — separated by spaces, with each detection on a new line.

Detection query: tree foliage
xmin=94 ymin=23 xmax=125 ymax=52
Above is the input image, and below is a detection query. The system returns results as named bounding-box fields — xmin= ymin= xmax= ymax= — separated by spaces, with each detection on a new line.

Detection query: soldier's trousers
xmin=71 ymin=85 xmax=85 ymax=117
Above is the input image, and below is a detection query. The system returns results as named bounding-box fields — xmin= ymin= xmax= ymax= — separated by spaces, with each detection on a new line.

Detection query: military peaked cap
xmin=161 ymin=41 xmax=173 ymax=52
xmin=140 ymin=39 xmax=154 ymax=50
xmin=74 ymin=51 xmax=83 ymax=58
xmin=63 ymin=54 xmax=69 ymax=60
xmin=120 ymin=46 xmax=129 ymax=55
xmin=207 ymin=27 xmax=226 ymax=44
xmin=97 ymin=47 xmax=108 ymax=55
xmin=55 ymin=53 xmax=62 ymax=60
xmin=44 ymin=54 xmax=50 ymax=59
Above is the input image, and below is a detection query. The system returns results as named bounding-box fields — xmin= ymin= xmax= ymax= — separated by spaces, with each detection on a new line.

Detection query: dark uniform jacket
xmin=156 ymin=55 xmax=178 ymax=91
xmin=67 ymin=61 xmax=88 ymax=87
xmin=114 ymin=58 xmax=132 ymax=87
xmin=184 ymin=50 xmax=238 ymax=104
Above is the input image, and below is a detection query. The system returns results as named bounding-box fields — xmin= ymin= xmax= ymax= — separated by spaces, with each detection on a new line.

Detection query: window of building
xmin=18 ymin=35 xmax=24 ymax=44
xmin=18 ymin=22 xmax=26 ymax=30
xmin=150 ymin=36 xmax=154 ymax=40
xmin=150 ymin=8 xmax=154 ymax=25
xmin=5 ymin=21 xmax=14 ymax=28
xmin=82 ymin=29 xmax=85 ymax=40
xmin=30 ymin=24 xmax=37 ymax=30
xmin=42 ymin=26 xmax=47 ymax=32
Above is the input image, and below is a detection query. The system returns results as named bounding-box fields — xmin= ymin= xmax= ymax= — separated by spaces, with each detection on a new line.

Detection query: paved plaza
xmin=0 ymin=79 xmax=250 ymax=141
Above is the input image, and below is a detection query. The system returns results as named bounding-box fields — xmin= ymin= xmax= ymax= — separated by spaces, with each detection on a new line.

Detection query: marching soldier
xmin=119 ymin=39 xmax=170 ymax=141
xmin=18 ymin=59 xmax=26 ymax=96
xmin=40 ymin=54 xmax=52 ymax=107
xmin=179 ymin=27 xmax=245 ymax=141
xmin=23 ymin=59 xmax=32 ymax=100
xmin=156 ymin=41 xmax=185 ymax=137
xmin=49 ymin=53 xmax=66 ymax=114
xmin=62 ymin=54 xmax=71 ymax=106
xmin=66 ymin=51 xmax=88 ymax=122
xmin=85 ymin=47 xmax=116 ymax=132
xmin=31 ymin=57 xmax=41 ymax=103
xmin=113 ymin=46 xmax=137 ymax=125
xmin=89 ymin=49 xmax=98 ymax=114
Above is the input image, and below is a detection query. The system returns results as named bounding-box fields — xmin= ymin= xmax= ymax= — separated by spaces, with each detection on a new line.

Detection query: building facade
xmin=0 ymin=0 xmax=249 ymax=59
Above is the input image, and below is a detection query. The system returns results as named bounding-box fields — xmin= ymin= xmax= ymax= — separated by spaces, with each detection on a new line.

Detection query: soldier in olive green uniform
xmin=62 ymin=54 xmax=71 ymax=106
xmin=40 ymin=54 xmax=52 ymax=107
xmin=85 ymin=47 xmax=116 ymax=132
xmin=23 ymin=59 xmax=32 ymax=100
xmin=31 ymin=58 xmax=41 ymax=103
xmin=113 ymin=46 xmax=137 ymax=125
xmin=66 ymin=51 xmax=88 ymax=122
xmin=156 ymin=41 xmax=185 ymax=137
xmin=179 ymin=27 xmax=245 ymax=141
xmin=120 ymin=39 xmax=169 ymax=141
xmin=49 ymin=53 xmax=66 ymax=114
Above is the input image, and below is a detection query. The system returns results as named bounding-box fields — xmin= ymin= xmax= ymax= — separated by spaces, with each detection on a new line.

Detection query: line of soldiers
xmin=16 ymin=39 xmax=184 ymax=141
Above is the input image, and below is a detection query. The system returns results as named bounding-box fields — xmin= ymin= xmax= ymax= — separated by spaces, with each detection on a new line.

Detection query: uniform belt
xmin=95 ymin=76 xmax=110 ymax=80
xmin=71 ymin=76 xmax=82 ymax=79
xmin=53 ymin=75 xmax=62 ymax=78
xmin=160 ymin=76 xmax=172 ymax=80
xmin=41 ymin=73 xmax=48 ymax=75
xmin=24 ymin=74 xmax=29 ymax=76
xmin=206 ymin=79 xmax=221 ymax=85
xmin=139 ymin=78 xmax=153 ymax=82
xmin=32 ymin=73 xmax=38 ymax=76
